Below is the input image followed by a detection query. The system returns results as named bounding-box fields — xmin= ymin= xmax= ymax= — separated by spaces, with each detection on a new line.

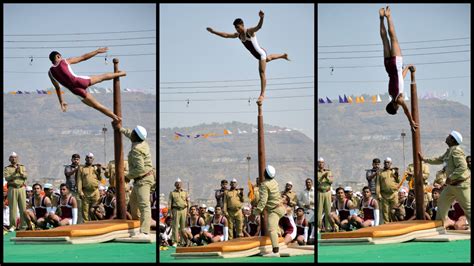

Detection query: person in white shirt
xmin=298 ymin=178 xmax=314 ymax=243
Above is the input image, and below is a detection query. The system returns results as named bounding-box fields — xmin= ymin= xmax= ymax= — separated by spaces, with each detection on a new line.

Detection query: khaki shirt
xmin=317 ymin=169 xmax=332 ymax=192
xmin=120 ymin=128 xmax=154 ymax=179
xmin=251 ymin=185 xmax=260 ymax=207
xmin=4 ymin=164 xmax=28 ymax=188
xmin=405 ymin=163 xmax=430 ymax=185
xmin=168 ymin=189 xmax=189 ymax=210
xmin=255 ymin=179 xmax=283 ymax=214
xmin=281 ymin=190 xmax=298 ymax=207
xmin=376 ymin=168 xmax=400 ymax=197
xmin=424 ymin=145 xmax=470 ymax=188
xmin=104 ymin=160 xmax=130 ymax=190
xmin=223 ymin=188 xmax=244 ymax=212
xmin=77 ymin=164 xmax=101 ymax=194
xmin=434 ymin=168 xmax=447 ymax=186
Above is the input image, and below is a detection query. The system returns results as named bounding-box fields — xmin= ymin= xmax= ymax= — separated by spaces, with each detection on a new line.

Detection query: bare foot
xmin=283 ymin=53 xmax=290 ymax=61
xmin=379 ymin=8 xmax=385 ymax=18
xmin=257 ymin=95 xmax=264 ymax=105
xmin=385 ymin=5 xmax=391 ymax=17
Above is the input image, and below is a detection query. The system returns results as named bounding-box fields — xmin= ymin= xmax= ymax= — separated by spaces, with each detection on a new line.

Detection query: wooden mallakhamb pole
xmin=257 ymin=103 xmax=268 ymax=235
xmin=409 ymin=67 xmax=424 ymax=220
xmin=113 ymin=58 xmax=126 ymax=220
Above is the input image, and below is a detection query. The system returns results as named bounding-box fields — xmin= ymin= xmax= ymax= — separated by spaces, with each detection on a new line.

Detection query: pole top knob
xmin=113 ymin=58 xmax=119 ymax=64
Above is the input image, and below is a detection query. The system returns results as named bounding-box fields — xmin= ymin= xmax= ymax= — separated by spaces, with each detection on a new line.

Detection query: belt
xmin=172 ymin=206 xmax=186 ymax=211
xmin=135 ymin=170 xmax=154 ymax=181
xmin=8 ymin=183 xmax=25 ymax=189
xmin=318 ymin=188 xmax=330 ymax=192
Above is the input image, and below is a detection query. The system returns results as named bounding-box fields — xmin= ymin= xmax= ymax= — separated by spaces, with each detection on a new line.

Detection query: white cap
xmin=286 ymin=181 xmax=293 ymax=186
xmin=355 ymin=191 xmax=362 ymax=197
xmin=265 ymin=165 xmax=276 ymax=178
xmin=43 ymin=183 xmax=53 ymax=189
xmin=344 ymin=186 xmax=353 ymax=192
xmin=54 ymin=189 xmax=60 ymax=194
xmin=87 ymin=152 xmax=94 ymax=157
xmin=26 ymin=186 xmax=33 ymax=191
xmin=200 ymin=203 xmax=207 ymax=208
xmin=399 ymin=187 xmax=407 ymax=194
xmin=207 ymin=207 xmax=215 ymax=213
xmin=10 ymin=152 xmax=17 ymax=157
xmin=134 ymin=125 xmax=147 ymax=140
xmin=318 ymin=157 xmax=324 ymax=162
xmin=385 ymin=157 xmax=392 ymax=162
xmin=99 ymin=185 xmax=106 ymax=191
xmin=231 ymin=178 xmax=237 ymax=183
xmin=331 ymin=189 xmax=336 ymax=195
xmin=175 ymin=178 xmax=182 ymax=183
xmin=243 ymin=206 xmax=250 ymax=211
xmin=450 ymin=130 xmax=462 ymax=144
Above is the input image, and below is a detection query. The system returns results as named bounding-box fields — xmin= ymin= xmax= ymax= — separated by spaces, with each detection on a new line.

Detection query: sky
xmin=3 ymin=4 xmax=156 ymax=93
xmin=318 ymin=4 xmax=471 ymax=108
xmin=159 ymin=4 xmax=315 ymax=140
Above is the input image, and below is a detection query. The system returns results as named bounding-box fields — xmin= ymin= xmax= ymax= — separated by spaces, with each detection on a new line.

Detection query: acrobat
xmin=207 ymin=10 xmax=290 ymax=105
xmin=379 ymin=6 xmax=418 ymax=131
xmin=48 ymin=47 xmax=125 ymax=122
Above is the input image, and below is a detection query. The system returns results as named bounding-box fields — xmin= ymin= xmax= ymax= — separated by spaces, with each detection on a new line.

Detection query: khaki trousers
xmin=227 ymin=208 xmax=243 ymax=239
xmin=436 ymin=185 xmax=471 ymax=225
xmin=81 ymin=190 xmax=100 ymax=221
xmin=129 ymin=174 xmax=155 ymax=234
xmin=171 ymin=208 xmax=187 ymax=244
xmin=8 ymin=186 xmax=27 ymax=229
xmin=317 ymin=190 xmax=332 ymax=229
xmin=380 ymin=192 xmax=398 ymax=224
xmin=267 ymin=206 xmax=285 ymax=248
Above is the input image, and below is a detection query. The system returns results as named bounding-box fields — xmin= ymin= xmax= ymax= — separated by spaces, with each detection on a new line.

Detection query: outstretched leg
xmin=379 ymin=8 xmax=391 ymax=59
xmin=266 ymin=53 xmax=290 ymax=62
xmin=90 ymin=71 xmax=126 ymax=86
xmin=257 ymin=60 xmax=267 ymax=104
xmin=82 ymin=93 xmax=122 ymax=122
xmin=385 ymin=6 xmax=402 ymax=57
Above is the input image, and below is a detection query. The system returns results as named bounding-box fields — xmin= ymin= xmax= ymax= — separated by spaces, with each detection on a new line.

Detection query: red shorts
xmin=68 ymin=78 xmax=91 ymax=99
xmin=384 ymin=56 xmax=404 ymax=100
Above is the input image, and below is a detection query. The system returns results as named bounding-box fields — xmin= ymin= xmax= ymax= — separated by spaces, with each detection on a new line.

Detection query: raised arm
xmin=396 ymin=96 xmax=418 ymax=131
xmin=66 ymin=47 xmax=108 ymax=64
xmin=248 ymin=10 xmax=265 ymax=36
xmin=206 ymin=27 xmax=238 ymax=39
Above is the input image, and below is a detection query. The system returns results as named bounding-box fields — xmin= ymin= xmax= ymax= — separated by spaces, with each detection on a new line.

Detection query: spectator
xmin=202 ymin=205 xmax=228 ymax=243
xmin=24 ymin=183 xmax=52 ymax=230
xmin=366 ymin=158 xmax=381 ymax=195
xmin=349 ymin=186 xmax=379 ymax=229
xmin=391 ymin=187 xmax=407 ymax=221
xmin=403 ymin=189 xmax=416 ymax=220
xmin=425 ymin=187 xmax=440 ymax=220
xmin=47 ymin=183 xmax=78 ymax=227
xmin=281 ymin=181 xmax=297 ymax=208
xmin=445 ymin=200 xmax=469 ymax=230
xmin=293 ymin=206 xmax=309 ymax=245
xmin=330 ymin=187 xmax=356 ymax=231
xmin=182 ymin=205 xmax=205 ymax=246
xmin=243 ymin=206 xmax=260 ymax=237
xmin=376 ymin=157 xmax=400 ymax=224
xmin=215 ymin=179 xmax=228 ymax=208
xmin=278 ymin=205 xmax=297 ymax=245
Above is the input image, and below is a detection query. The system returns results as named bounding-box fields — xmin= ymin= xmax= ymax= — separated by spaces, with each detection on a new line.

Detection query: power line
xmin=5 ymin=70 xmax=156 ymax=74
xmin=318 ymin=44 xmax=470 ymax=54
xmin=4 ymin=53 xmax=156 ymax=59
xmin=160 ymin=94 xmax=314 ymax=102
xmin=318 ymin=50 xmax=470 ymax=60
xmin=5 ymin=43 xmax=156 ymax=49
xmin=318 ymin=37 xmax=470 ymax=48
xmin=161 ymin=81 xmax=314 ymax=89
xmin=4 ymin=37 xmax=156 ymax=43
xmin=161 ymin=108 xmax=314 ymax=114
xmin=160 ymin=86 xmax=313 ymax=95
xmin=4 ymin=29 xmax=156 ymax=36
xmin=318 ymin=59 xmax=470 ymax=69
xmin=160 ymin=75 xmax=314 ymax=84
xmin=318 ymin=75 xmax=470 ymax=83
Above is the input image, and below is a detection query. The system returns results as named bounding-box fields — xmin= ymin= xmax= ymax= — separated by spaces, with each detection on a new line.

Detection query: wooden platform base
xmin=11 ymin=220 xmax=141 ymax=244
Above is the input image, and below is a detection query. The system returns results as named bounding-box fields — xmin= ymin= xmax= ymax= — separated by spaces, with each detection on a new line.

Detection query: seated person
xmin=293 ymin=206 xmax=309 ymax=245
xmin=278 ymin=205 xmax=297 ymax=245
xmin=403 ymin=189 xmax=416 ymax=221
xmin=391 ymin=188 xmax=407 ymax=221
xmin=425 ymin=188 xmax=440 ymax=220
xmin=202 ymin=205 xmax=228 ymax=243
xmin=243 ymin=206 xmax=260 ymax=237
xmin=47 ymin=183 xmax=78 ymax=227
xmin=159 ymin=216 xmax=173 ymax=247
xmin=24 ymin=183 xmax=52 ymax=230
xmin=182 ymin=205 xmax=205 ymax=246
xmin=445 ymin=200 xmax=469 ymax=230
xmin=330 ymin=187 xmax=356 ymax=231
xmin=349 ymin=186 xmax=379 ymax=229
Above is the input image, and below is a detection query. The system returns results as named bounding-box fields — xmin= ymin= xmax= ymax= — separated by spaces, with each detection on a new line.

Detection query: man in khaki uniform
xmin=104 ymin=159 xmax=130 ymax=205
xmin=317 ymin=157 xmax=335 ymax=232
xmin=168 ymin=178 xmax=189 ymax=247
xmin=4 ymin=152 xmax=28 ymax=231
xmin=420 ymin=130 xmax=471 ymax=227
xmin=64 ymin=154 xmax=83 ymax=223
xmin=223 ymin=178 xmax=244 ymax=239
xmin=281 ymin=181 xmax=297 ymax=208
xmin=376 ymin=157 xmax=400 ymax=224
xmin=113 ymin=124 xmax=155 ymax=239
xmin=253 ymin=165 xmax=285 ymax=257
xmin=76 ymin=152 xmax=102 ymax=222
xmin=433 ymin=167 xmax=447 ymax=188
xmin=405 ymin=162 xmax=431 ymax=208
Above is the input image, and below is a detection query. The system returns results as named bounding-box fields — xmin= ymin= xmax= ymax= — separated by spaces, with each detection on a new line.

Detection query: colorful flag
xmin=348 ymin=96 xmax=353 ymax=103
xmin=339 ymin=95 xmax=344 ymax=103
xmin=343 ymin=95 xmax=348 ymax=103
xmin=326 ymin=97 xmax=332 ymax=103
xmin=224 ymin=129 xmax=232 ymax=135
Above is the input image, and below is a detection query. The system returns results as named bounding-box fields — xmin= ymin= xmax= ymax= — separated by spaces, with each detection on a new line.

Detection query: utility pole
xmin=102 ymin=124 xmax=107 ymax=164
xmin=246 ymin=154 xmax=251 ymax=180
